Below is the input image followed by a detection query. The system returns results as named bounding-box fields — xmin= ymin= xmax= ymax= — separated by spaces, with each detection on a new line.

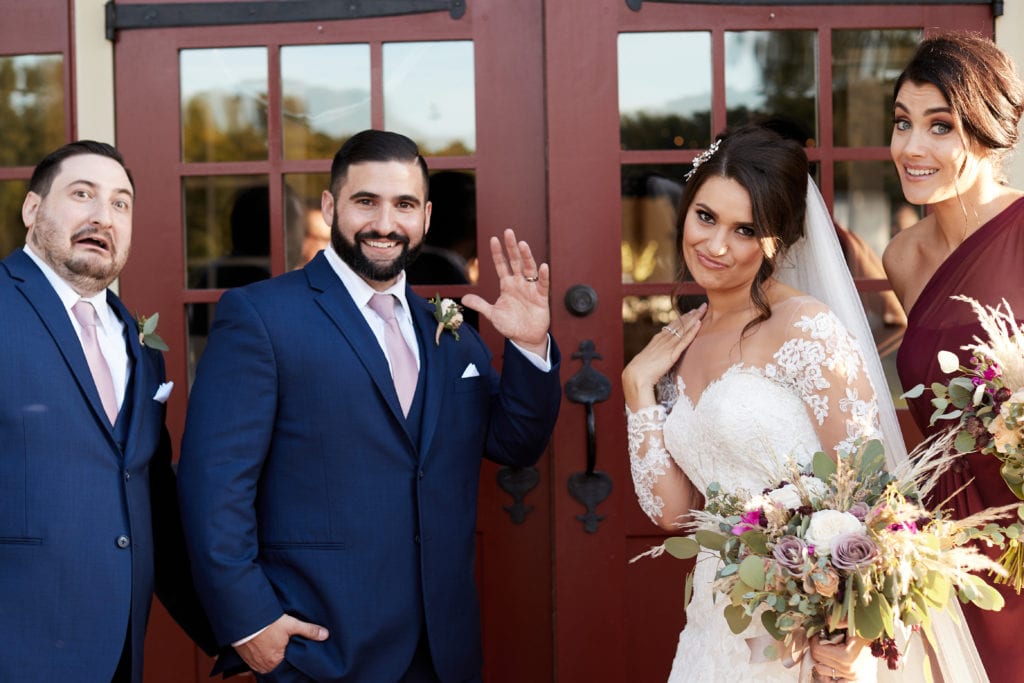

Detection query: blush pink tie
xmin=72 ymin=300 xmax=119 ymax=425
xmin=368 ymin=293 xmax=418 ymax=416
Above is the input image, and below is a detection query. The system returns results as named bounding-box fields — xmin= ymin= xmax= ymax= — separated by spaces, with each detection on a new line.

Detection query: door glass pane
xmin=725 ymin=30 xmax=817 ymax=141
xmin=383 ymin=41 xmax=475 ymax=155
xmin=0 ymin=180 xmax=28 ymax=259
xmin=618 ymin=32 xmax=712 ymax=151
xmin=625 ymin=295 xmax=708 ymax=363
xmin=621 ymin=164 xmax=687 ymax=284
xmin=180 ymin=48 xmax=268 ymax=163
xmin=186 ymin=301 xmax=217 ymax=388
xmin=281 ymin=44 xmax=371 ymax=160
xmin=284 ymin=172 xmax=331 ymax=271
xmin=0 ymin=55 xmax=64 ymax=166
xmin=184 ymin=175 xmax=271 ymax=290
xmin=832 ymin=29 xmax=921 ymax=147
xmin=407 ymin=170 xmax=477 ymax=285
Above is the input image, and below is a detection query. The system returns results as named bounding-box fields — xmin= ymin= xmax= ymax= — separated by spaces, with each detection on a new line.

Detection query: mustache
xmin=355 ymin=230 xmax=410 ymax=246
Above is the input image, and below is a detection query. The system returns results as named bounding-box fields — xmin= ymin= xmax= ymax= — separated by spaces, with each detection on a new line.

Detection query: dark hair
xmin=28 ymin=140 xmax=134 ymax=197
xmin=329 ymin=130 xmax=430 ymax=199
xmin=677 ymin=124 xmax=809 ymax=335
xmin=894 ymin=32 xmax=1024 ymax=173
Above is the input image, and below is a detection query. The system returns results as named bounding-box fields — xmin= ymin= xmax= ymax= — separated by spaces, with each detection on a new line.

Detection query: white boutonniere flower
xmin=428 ymin=294 xmax=464 ymax=346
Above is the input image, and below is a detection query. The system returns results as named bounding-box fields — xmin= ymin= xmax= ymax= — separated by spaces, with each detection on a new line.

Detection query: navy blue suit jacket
xmin=0 ymin=248 xmax=214 ymax=681
xmin=179 ymin=253 xmax=561 ymax=682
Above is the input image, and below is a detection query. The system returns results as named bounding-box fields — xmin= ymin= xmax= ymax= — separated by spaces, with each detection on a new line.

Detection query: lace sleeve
xmin=767 ymin=306 xmax=881 ymax=457
xmin=627 ymin=404 xmax=674 ymax=522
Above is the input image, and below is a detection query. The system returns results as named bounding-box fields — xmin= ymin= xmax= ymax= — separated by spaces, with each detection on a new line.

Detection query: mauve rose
xmin=830 ymin=532 xmax=879 ymax=570
xmin=772 ymin=535 xmax=808 ymax=575
xmin=848 ymin=502 xmax=870 ymax=521
xmin=805 ymin=510 xmax=863 ymax=552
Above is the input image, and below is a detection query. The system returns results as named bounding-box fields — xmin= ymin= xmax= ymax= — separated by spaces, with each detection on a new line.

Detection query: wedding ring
xmin=831 ymin=667 xmax=837 ymax=681
xmin=662 ymin=325 xmax=682 ymax=338
xmin=524 ymin=275 xmax=539 ymax=282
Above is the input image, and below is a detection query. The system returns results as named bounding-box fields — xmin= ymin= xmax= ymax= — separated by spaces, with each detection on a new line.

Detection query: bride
xmin=623 ymin=124 xmax=985 ymax=682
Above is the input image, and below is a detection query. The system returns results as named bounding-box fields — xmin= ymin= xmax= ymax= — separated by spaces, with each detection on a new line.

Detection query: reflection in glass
xmin=725 ymin=31 xmax=817 ymax=141
xmin=621 ymin=165 xmax=687 ymax=284
xmin=180 ymin=48 xmax=268 ymax=163
xmin=832 ymin=29 xmax=921 ymax=147
xmin=623 ymin=295 xmax=677 ymax=364
xmin=284 ymin=173 xmax=331 ymax=271
xmin=0 ymin=180 xmax=28 ymax=259
xmin=0 ymin=55 xmax=64 ymax=167
xmin=186 ymin=302 xmax=217 ymax=389
xmin=184 ymin=175 xmax=271 ymax=290
xmin=618 ymin=32 xmax=712 ymax=150
xmin=407 ymin=170 xmax=478 ymax=286
xmin=281 ymin=44 xmax=371 ymax=160
xmin=383 ymin=41 xmax=475 ymax=155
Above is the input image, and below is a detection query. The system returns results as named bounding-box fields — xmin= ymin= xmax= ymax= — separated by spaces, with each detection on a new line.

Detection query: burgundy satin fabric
xmin=897 ymin=197 xmax=1024 ymax=682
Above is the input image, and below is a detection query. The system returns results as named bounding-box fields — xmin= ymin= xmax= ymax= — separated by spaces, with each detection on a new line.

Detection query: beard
xmin=29 ymin=208 xmax=128 ymax=295
xmin=331 ymin=215 xmax=423 ymax=283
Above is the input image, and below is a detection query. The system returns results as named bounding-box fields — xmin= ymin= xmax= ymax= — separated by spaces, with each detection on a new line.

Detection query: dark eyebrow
xmin=67 ymin=179 xmax=134 ymax=200
xmin=893 ymin=101 xmax=953 ymax=116
xmin=348 ymin=190 xmax=421 ymax=207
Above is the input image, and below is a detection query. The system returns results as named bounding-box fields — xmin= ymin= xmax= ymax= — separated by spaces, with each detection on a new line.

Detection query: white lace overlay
xmin=626 ymin=301 xmax=882 ymax=682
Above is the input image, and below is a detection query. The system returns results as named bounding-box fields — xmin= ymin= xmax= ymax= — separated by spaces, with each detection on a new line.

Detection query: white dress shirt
xmin=24 ymin=245 xmax=130 ymax=409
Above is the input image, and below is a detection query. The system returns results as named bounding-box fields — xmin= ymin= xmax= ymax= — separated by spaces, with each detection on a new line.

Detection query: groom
xmin=178 ymin=129 xmax=561 ymax=682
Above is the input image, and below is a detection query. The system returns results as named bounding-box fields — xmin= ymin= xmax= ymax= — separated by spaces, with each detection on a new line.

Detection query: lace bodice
xmin=629 ymin=298 xmax=880 ymax=524
xmin=627 ymin=298 xmax=881 ymax=681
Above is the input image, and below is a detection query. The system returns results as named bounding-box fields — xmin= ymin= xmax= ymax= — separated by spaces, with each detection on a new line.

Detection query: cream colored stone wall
xmin=997 ymin=7 xmax=1024 ymax=187
xmin=73 ymin=0 xmax=115 ymax=145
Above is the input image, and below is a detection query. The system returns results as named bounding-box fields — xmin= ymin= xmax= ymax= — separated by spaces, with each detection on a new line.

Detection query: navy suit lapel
xmin=304 ymin=254 xmax=415 ymax=438
xmin=109 ymin=293 xmax=152 ymax=462
xmin=407 ymin=288 xmax=448 ymax=459
xmin=4 ymin=249 xmax=116 ymax=437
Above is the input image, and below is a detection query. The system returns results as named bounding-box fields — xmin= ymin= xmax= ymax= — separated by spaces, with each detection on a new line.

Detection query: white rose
xmin=768 ymin=485 xmax=802 ymax=510
xmin=937 ymin=350 xmax=960 ymax=374
xmin=804 ymin=510 xmax=863 ymax=554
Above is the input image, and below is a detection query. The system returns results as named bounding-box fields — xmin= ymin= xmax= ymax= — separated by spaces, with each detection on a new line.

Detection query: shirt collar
xmin=323 ymin=246 xmax=412 ymax=317
xmin=23 ymin=244 xmax=118 ymax=330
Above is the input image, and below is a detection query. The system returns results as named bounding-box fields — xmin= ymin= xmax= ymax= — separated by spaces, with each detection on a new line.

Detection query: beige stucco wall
xmin=73 ymin=0 xmax=115 ymax=145
xmin=997 ymin=7 xmax=1024 ymax=186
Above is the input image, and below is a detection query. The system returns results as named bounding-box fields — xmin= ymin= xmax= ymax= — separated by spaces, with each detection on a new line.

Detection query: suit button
xmin=124 ymin=471 xmax=131 ymax=481
xmin=418 ymin=470 xmax=425 ymax=480
xmin=116 ymin=535 xmax=130 ymax=549
xmin=414 ymin=534 xmax=420 ymax=544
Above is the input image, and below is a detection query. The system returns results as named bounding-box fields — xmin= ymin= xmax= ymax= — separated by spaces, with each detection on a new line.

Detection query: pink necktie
xmin=72 ymin=300 xmax=119 ymax=425
xmin=368 ymin=293 xmax=418 ymax=416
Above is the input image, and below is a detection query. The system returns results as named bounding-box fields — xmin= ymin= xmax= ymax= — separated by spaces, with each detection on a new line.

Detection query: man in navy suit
xmin=0 ymin=141 xmax=214 ymax=681
xmin=178 ymin=130 xmax=561 ymax=682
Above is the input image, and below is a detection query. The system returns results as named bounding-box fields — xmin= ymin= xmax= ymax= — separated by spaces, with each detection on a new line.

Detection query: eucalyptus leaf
xmin=664 ymin=536 xmax=701 ymax=560
xmin=740 ymin=530 xmax=769 ymax=555
xmin=695 ymin=529 xmax=727 ymax=551
xmin=930 ymin=382 xmax=948 ymax=398
xmin=901 ymin=384 xmax=925 ymax=399
xmin=812 ymin=450 xmax=837 ymax=482
xmin=724 ymin=604 xmax=752 ymax=634
xmin=858 ymin=440 xmax=886 ymax=479
xmin=954 ymin=429 xmax=978 ymax=454
xmin=142 ymin=313 xmax=159 ymax=335
xmin=963 ymin=575 xmax=1005 ymax=611
xmin=761 ymin=610 xmax=784 ymax=640
xmin=855 ymin=594 xmax=884 ymax=640
xmin=684 ymin=570 xmax=694 ymax=608
xmin=144 ymin=333 xmax=170 ymax=352
xmin=739 ymin=555 xmax=766 ymax=591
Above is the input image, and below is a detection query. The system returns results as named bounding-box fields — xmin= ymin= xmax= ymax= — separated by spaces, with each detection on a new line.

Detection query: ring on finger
xmin=662 ymin=325 xmax=682 ymax=339
xmin=524 ymin=275 xmax=539 ymax=282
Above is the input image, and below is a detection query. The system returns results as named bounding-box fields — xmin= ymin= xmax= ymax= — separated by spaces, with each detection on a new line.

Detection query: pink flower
xmin=732 ymin=509 xmax=761 ymax=536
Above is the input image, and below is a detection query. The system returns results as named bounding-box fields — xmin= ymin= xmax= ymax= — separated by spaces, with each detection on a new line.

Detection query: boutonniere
xmin=134 ymin=312 xmax=169 ymax=351
xmin=428 ymin=294 xmax=464 ymax=345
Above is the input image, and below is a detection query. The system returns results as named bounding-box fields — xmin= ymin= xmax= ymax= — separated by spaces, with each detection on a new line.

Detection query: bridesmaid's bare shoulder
xmin=882 ymin=214 xmax=937 ymax=312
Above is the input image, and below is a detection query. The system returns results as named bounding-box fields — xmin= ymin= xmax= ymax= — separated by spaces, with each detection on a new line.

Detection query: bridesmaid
xmin=883 ymin=31 xmax=1024 ymax=681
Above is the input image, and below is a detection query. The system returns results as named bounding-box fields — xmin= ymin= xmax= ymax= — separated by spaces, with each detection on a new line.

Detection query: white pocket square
xmin=153 ymin=381 xmax=174 ymax=403
xmin=461 ymin=363 xmax=480 ymax=379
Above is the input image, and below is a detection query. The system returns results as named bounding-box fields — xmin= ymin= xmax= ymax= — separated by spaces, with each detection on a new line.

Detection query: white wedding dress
xmin=628 ymin=295 xmax=880 ymax=682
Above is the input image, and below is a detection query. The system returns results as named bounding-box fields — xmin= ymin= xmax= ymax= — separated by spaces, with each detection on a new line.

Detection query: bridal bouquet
xmin=642 ymin=439 xmax=1014 ymax=671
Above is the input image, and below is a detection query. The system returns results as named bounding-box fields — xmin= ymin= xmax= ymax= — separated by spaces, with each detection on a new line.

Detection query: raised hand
xmin=234 ymin=613 xmax=329 ymax=674
xmin=461 ymin=228 xmax=550 ymax=357
xmin=622 ymin=303 xmax=706 ymax=411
